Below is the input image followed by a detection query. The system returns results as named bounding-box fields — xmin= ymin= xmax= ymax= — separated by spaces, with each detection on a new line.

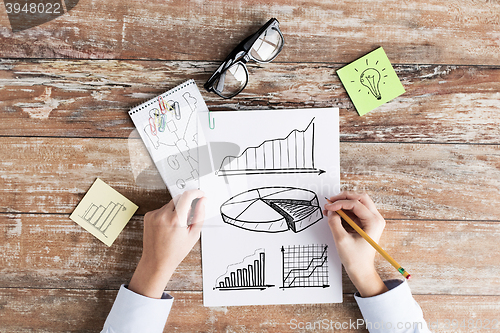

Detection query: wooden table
xmin=1 ymin=1 xmax=499 ymax=332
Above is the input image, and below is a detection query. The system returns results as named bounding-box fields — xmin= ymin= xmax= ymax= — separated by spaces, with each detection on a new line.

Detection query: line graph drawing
xmin=281 ymin=244 xmax=329 ymax=289
xmin=220 ymin=187 xmax=323 ymax=233
xmin=79 ymin=201 xmax=127 ymax=237
xmin=214 ymin=248 xmax=274 ymax=291
xmin=217 ymin=118 xmax=325 ymax=176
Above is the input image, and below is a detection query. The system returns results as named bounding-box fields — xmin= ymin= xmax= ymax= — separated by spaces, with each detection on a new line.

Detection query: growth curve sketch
xmin=217 ymin=118 xmax=325 ymax=176
xmin=281 ymin=244 xmax=329 ymax=289
xmin=214 ymin=249 xmax=274 ymax=291
xmin=79 ymin=201 xmax=126 ymax=237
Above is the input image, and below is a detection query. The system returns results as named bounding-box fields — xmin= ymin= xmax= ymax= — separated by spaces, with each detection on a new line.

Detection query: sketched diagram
xmin=220 ymin=187 xmax=323 ymax=233
xmin=79 ymin=201 xmax=126 ymax=237
xmin=143 ymin=92 xmax=199 ymax=189
xmin=281 ymin=244 xmax=329 ymax=289
xmin=354 ymin=59 xmax=388 ymax=100
xmin=217 ymin=118 xmax=325 ymax=176
xmin=214 ymin=248 xmax=274 ymax=291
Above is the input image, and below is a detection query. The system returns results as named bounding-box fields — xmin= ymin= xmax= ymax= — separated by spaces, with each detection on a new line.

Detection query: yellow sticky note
xmin=337 ymin=47 xmax=405 ymax=116
xmin=70 ymin=178 xmax=138 ymax=246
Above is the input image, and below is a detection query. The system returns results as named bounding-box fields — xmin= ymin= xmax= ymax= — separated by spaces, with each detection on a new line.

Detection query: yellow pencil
xmin=326 ymin=198 xmax=411 ymax=280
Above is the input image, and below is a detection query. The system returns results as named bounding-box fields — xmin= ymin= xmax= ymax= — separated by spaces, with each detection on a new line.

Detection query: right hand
xmin=324 ymin=191 xmax=388 ymax=297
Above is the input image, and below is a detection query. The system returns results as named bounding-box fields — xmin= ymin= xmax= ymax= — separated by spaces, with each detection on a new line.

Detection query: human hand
xmin=324 ymin=192 xmax=388 ymax=297
xmin=128 ymin=189 xmax=206 ymax=299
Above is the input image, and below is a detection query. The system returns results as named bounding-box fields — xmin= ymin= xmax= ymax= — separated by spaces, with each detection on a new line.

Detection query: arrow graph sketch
xmin=215 ymin=248 xmax=275 ymax=291
xmin=281 ymin=244 xmax=329 ymax=289
xmin=79 ymin=201 xmax=126 ymax=237
xmin=217 ymin=118 xmax=325 ymax=176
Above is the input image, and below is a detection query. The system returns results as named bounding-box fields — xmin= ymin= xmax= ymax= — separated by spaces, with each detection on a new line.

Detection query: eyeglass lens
xmin=213 ymin=23 xmax=283 ymax=98
xmin=250 ymin=27 xmax=283 ymax=62
xmin=214 ymin=62 xmax=248 ymax=98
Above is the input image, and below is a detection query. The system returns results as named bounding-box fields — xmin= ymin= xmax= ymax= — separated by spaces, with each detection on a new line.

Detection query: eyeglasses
xmin=204 ymin=18 xmax=284 ymax=99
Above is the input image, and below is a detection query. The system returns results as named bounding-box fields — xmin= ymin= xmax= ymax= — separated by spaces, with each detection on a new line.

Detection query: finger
xmin=327 ymin=211 xmax=349 ymax=242
xmin=188 ymin=196 xmax=206 ymax=237
xmin=328 ymin=191 xmax=363 ymax=203
xmin=174 ymin=189 xmax=205 ymax=226
xmin=355 ymin=193 xmax=379 ymax=216
xmin=327 ymin=192 xmax=379 ymax=215
xmin=324 ymin=199 xmax=375 ymax=222
xmin=327 ymin=191 xmax=364 ymax=205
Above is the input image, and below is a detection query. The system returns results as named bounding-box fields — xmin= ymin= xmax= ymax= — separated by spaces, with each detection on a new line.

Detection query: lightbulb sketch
xmin=353 ymin=59 xmax=388 ymax=100
xmin=360 ymin=68 xmax=381 ymax=100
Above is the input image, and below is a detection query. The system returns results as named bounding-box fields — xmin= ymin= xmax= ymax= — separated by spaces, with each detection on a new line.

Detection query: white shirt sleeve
xmin=101 ymin=285 xmax=173 ymax=333
xmin=354 ymin=279 xmax=431 ymax=333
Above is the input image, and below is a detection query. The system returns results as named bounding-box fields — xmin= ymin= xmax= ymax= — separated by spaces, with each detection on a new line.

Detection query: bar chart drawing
xmin=217 ymin=118 xmax=325 ymax=176
xmin=79 ymin=201 xmax=126 ymax=237
xmin=215 ymin=249 xmax=275 ymax=291
xmin=281 ymin=244 xmax=329 ymax=289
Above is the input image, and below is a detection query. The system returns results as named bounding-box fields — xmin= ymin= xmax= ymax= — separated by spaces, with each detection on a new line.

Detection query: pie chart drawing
xmin=220 ymin=187 xmax=323 ymax=233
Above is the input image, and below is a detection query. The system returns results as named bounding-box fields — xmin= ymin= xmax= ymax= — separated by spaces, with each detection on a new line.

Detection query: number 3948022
xmin=5 ymin=2 xmax=62 ymax=14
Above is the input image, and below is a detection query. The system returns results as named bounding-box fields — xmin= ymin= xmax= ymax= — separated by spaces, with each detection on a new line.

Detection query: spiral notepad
xmin=128 ymin=79 xmax=208 ymax=197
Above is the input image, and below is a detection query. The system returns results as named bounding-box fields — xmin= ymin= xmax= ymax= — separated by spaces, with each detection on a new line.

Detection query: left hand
xmin=128 ymin=189 xmax=206 ymax=299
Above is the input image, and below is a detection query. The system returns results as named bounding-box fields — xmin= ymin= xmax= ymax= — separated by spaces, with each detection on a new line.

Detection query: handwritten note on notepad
xmin=337 ymin=47 xmax=405 ymax=116
xmin=128 ymin=80 xmax=208 ymax=198
xmin=70 ymin=178 xmax=138 ymax=246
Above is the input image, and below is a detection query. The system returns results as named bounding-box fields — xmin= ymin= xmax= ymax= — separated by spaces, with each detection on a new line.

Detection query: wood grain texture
xmin=1 ymin=60 xmax=500 ymax=143
xmin=0 ymin=288 xmax=499 ymax=333
xmin=1 ymin=0 xmax=499 ymax=330
xmin=0 ymin=0 xmax=500 ymax=65
xmin=1 ymin=137 xmax=499 ymax=219
xmin=1 ymin=215 xmax=500 ymax=296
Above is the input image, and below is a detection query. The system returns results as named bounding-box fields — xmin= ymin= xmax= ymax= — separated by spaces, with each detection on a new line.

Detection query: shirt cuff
xmin=101 ymin=285 xmax=173 ymax=333
xmin=354 ymin=279 xmax=430 ymax=332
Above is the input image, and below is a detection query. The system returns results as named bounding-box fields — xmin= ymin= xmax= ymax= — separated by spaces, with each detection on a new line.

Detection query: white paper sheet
xmin=200 ymin=108 xmax=342 ymax=306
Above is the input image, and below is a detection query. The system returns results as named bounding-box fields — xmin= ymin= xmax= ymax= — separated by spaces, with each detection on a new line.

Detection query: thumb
xmin=188 ymin=197 xmax=206 ymax=237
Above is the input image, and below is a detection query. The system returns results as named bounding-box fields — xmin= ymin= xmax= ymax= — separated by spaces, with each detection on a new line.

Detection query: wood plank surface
xmin=1 ymin=137 xmax=499 ymax=220
xmin=1 ymin=0 xmax=499 ymax=331
xmin=1 ymin=60 xmax=500 ymax=143
xmin=1 ymin=213 xmax=499 ymax=296
xmin=0 ymin=288 xmax=499 ymax=333
xmin=0 ymin=1 xmax=499 ymax=66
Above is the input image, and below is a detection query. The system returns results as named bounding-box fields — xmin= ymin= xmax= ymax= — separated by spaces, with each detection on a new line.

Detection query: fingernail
xmin=327 ymin=210 xmax=333 ymax=217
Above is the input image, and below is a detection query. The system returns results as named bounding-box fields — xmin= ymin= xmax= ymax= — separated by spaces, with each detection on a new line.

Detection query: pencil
xmin=325 ymin=198 xmax=411 ymax=280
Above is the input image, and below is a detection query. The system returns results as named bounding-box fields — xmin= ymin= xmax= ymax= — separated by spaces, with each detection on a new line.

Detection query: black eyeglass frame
xmin=204 ymin=18 xmax=284 ymax=99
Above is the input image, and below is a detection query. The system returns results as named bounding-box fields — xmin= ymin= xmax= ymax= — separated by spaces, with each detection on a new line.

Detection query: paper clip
xmin=208 ymin=110 xmax=215 ymax=129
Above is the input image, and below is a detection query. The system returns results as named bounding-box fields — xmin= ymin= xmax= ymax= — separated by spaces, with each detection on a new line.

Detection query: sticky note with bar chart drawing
xmin=70 ymin=178 xmax=138 ymax=246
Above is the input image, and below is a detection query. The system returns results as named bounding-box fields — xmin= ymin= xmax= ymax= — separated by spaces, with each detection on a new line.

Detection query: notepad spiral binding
xmin=128 ymin=79 xmax=196 ymax=116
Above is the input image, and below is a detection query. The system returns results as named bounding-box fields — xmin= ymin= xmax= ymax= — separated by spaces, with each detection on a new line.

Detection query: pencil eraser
xmin=406 ymin=274 xmax=412 ymax=280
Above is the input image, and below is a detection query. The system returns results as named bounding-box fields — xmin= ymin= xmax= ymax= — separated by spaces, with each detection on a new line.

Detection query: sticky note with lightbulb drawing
xmin=337 ymin=47 xmax=405 ymax=116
